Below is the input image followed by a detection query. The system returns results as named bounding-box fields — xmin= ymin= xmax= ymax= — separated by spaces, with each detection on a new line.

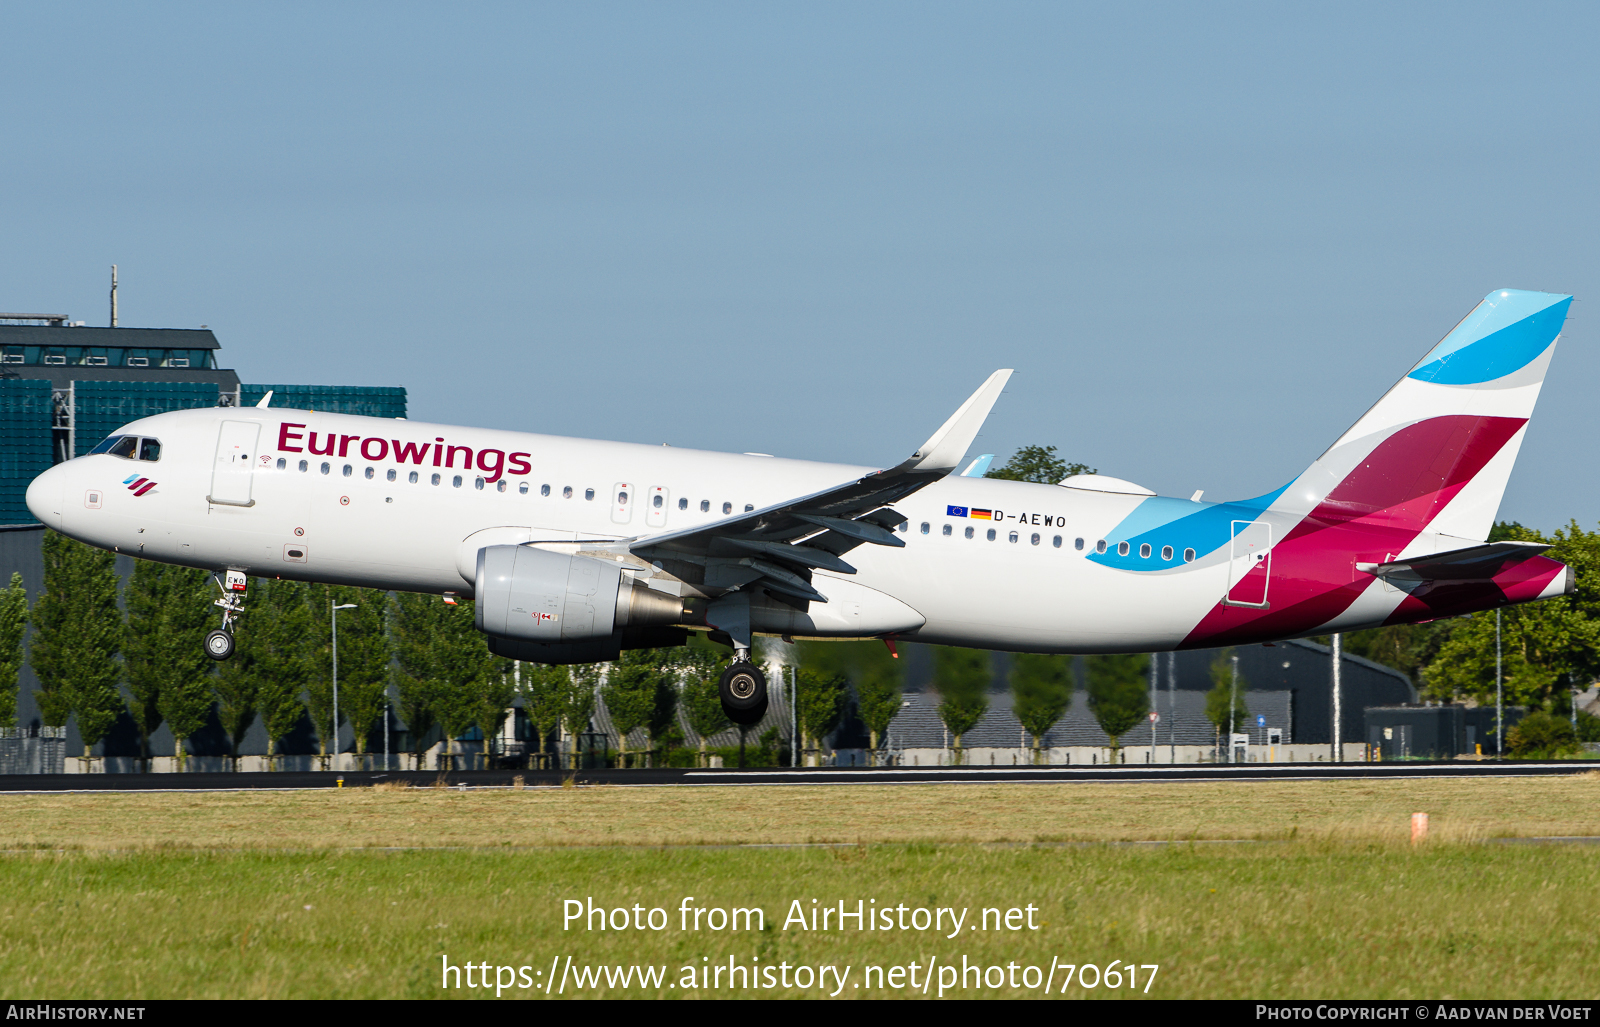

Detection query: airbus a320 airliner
xmin=25 ymin=289 xmax=1576 ymax=723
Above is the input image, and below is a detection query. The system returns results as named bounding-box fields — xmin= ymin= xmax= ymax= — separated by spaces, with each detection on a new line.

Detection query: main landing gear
xmin=719 ymin=647 xmax=769 ymax=726
xmin=205 ymin=570 xmax=249 ymax=661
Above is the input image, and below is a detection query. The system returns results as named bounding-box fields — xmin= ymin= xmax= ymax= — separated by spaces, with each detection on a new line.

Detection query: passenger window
xmin=497 ymin=480 xmax=507 ymax=493
xmin=138 ymin=438 xmax=161 ymax=461
xmin=700 ymin=500 xmax=710 ymax=512
xmin=618 ymin=491 xmax=628 ymax=505
xmin=563 ymin=486 xmax=573 ymax=498
xmin=540 ymin=484 xmax=549 ymax=496
xmin=1117 ymin=542 xmax=1130 ymax=556
xmin=453 ymin=476 xmax=464 ymax=488
xmin=965 ymin=526 xmax=975 ymax=539
xmin=109 ymin=436 xmax=139 ymax=459
xmin=722 ymin=502 xmax=732 ymax=514
xmin=987 ymin=528 xmax=997 ymax=542
xmin=1162 ymin=545 xmax=1173 ymax=560
xmin=299 ymin=460 xmax=309 ymax=472
xmin=942 ymin=524 xmax=953 ymax=536
xmin=920 ymin=522 xmax=930 ymax=535
xmin=652 ymin=494 xmax=663 ymax=509
xmin=1008 ymin=531 xmax=1019 ymax=543
xmin=474 ymin=477 xmax=485 ymax=490
xmin=1095 ymin=540 xmax=1107 ymax=554
xmin=320 ymin=462 xmax=331 ymax=475
xmin=1053 ymin=535 xmax=1063 ymax=548
xmin=744 ymin=504 xmax=754 ymax=512
xmin=520 ymin=482 xmax=530 ymax=495
xmin=677 ymin=497 xmax=687 ymax=510
xmin=1184 ymin=548 xmax=1196 ymax=563
xmin=1139 ymin=543 xmax=1151 ymax=558
xmin=584 ymin=488 xmax=594 ymax=500
xmin=386 ymin=468 xmax=396 ymax=482
xmin=1031 ymin=533 xmax=1040 ymax=546
xmin=342 ymin=465 xmax=352 ymax=477
xmin=364 ymin=467 xmax=374 ymax=479
xmin=409 ymin=471 xmax=419 ymax=484
xmin=1074 ymin=537 xmax=1084 ymax=551
xmin=276 ymin=457 xmax=286 ymax=470
xmin=432 ymin=473 xmax=441 ymax=486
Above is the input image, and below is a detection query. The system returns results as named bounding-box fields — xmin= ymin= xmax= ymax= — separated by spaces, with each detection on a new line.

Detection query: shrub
xmin=1506 ymin=710 xmax=1580 ymax=759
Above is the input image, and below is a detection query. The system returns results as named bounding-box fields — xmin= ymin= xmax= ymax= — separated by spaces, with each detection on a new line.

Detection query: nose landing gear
xmin=206 ymin=570 xmax=248 ymax=661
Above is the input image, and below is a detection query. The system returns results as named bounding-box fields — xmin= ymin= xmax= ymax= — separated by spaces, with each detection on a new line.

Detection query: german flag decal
xmin=970 ymin=508 xmax=993 ymax=520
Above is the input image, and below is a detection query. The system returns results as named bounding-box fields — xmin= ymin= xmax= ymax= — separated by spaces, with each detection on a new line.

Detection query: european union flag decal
xmin=947 ymin=505 xmax=968 ymax=517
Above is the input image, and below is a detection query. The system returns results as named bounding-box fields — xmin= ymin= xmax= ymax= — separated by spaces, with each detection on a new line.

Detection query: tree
xmin=1506 ymin=711 xmax=1580 ymax=759
xmin=31 ymin=532 xmax=125 ymax=759
xmin=1421 ymin=521 xmax=1600 ymax=711
xmin=1204 ymin=649 xmax=1250 ymax=759
xmin=933 ymin=646 xmax=990 ymax=765
xmin=519 ymin=663 xmax=567 ymax=769
xmin=1087 ymin=653 xmax=1149 ymax=760
xmin=986 ymin=445 xmax=1094 ymax=484
xmin=1010 ymin=652 xmax=1073 ymax=764
xmin=601 ymin=651 xmax=661 ymax=768
xmin=124 ymin=560 xmax=213 ymax=769
xmin=676 ymin=643 xmax=729 ymax=766
xmin=795 ymin=667 xmax=848 ymax=765
xmin=469 ymin=658 xmax=516 ymax=769
xmin=212 ymin=656 xmax=257 ymax=772
xmin=314 ymin=589 xmax=390 ymax=760
xmin=0 ymin=573 xmax=28 ymax=731
xmin=391 ymin=590 xmax=445 ymax=768
xmin=561 ymin=664 xmax=600 ymax=769
xmin=850 ymin=641 xmax=904 ymax=765
xmin=252 ymin=579 xmax=313 ymax=766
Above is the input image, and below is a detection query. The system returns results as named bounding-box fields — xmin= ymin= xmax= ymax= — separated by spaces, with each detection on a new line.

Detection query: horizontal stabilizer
xmin=1357 ymin=540 xmax=1551 ymax=583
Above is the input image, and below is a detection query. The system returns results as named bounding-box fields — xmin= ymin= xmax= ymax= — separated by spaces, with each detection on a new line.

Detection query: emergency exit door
xmin=209 ymin=420 xmax=261 ymax=507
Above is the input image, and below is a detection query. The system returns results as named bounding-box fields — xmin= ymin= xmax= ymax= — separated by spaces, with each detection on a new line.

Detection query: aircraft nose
xmin=26 ymin=463 xmax=65 ymax=530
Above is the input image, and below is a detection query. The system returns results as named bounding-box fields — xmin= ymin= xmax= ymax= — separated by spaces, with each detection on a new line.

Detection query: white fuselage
xmin=26 ymin=406 xmax=1436 ymax=654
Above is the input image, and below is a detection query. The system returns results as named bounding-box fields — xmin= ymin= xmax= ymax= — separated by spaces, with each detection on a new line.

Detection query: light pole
xmin=1229 ymin=653 xmax=1238 ymax=764
xmin=1495 ymin=609 xmax=1502 ymax=757
xmin=331 ymin=602 xmax=357 ymax=768
xmin=1331 ymin=633 xmax=1343 ymax=763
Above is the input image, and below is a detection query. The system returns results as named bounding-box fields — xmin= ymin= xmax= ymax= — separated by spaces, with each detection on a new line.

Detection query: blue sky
xmin=3 ymin=2 xmax=1597 ymax=530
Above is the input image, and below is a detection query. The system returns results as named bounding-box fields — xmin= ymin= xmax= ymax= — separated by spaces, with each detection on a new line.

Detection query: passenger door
xmin=209 ymin=420 xmax=261 ymax=507
xmin=1224 ymin=520 xmax=1272 ymax=608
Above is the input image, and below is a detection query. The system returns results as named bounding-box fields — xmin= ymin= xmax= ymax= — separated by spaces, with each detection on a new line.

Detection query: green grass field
xmin=2 ymin=776 xmax=1597 ymax=999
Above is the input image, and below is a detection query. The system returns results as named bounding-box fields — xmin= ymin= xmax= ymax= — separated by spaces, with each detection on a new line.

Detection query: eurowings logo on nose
xmin=122 ymin=474 xmax=157 ymax=497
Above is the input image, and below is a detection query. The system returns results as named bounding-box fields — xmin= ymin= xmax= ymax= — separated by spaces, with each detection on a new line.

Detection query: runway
xmin=0 ymin=759 xmax=1591 ymax=791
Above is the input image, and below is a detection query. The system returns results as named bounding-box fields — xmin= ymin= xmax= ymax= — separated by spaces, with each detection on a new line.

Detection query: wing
xmin=1357 ymin=540 xmax=1552 ymax=583
xmin=628 ymin=369 xmax=1012 ymax=605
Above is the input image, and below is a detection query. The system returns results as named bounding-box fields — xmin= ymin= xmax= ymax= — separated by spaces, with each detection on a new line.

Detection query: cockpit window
xmin=88 ymin=435 xmax=161 ymax=461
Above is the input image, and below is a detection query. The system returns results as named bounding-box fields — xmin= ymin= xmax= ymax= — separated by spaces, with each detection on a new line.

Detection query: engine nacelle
xmin=474 ymin=544 xmax=685 ymax=645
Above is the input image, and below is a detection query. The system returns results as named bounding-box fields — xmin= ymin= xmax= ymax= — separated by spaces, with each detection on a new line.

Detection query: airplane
xmin=25 ymin=288 xmax=1576 ymax=725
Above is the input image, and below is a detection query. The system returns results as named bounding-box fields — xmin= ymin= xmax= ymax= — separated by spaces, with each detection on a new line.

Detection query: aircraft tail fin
xmin=1275 ymin=289 xmax=1571 ymax=541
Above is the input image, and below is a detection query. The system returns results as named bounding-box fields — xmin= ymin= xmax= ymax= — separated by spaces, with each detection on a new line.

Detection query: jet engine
xmin=474 ymin=545 xmax=687 ymax=663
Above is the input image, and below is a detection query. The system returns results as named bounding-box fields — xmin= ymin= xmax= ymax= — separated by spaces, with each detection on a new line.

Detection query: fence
xmin=0 ymin=726 xmax=66 ymax=774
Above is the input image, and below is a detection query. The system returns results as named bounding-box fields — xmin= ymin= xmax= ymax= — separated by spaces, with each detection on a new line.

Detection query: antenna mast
xmin=109 ymin=265 xmax=118 ymax=327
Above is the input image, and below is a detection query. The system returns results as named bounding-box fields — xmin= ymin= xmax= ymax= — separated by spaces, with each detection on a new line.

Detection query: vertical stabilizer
xmin=1278 ymin=289 xmax=1570 ymax=542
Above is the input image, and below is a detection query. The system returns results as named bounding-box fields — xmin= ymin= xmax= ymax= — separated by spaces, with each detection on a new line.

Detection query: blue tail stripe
xmin=1409 ymin=295 xmax=1570 ymax=386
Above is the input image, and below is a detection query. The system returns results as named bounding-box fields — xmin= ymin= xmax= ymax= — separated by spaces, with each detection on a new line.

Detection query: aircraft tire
xmin=205 ymin=628 xmax=235 ymax=661
xmin=719 ymin=661 xmax=767 ymax=725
